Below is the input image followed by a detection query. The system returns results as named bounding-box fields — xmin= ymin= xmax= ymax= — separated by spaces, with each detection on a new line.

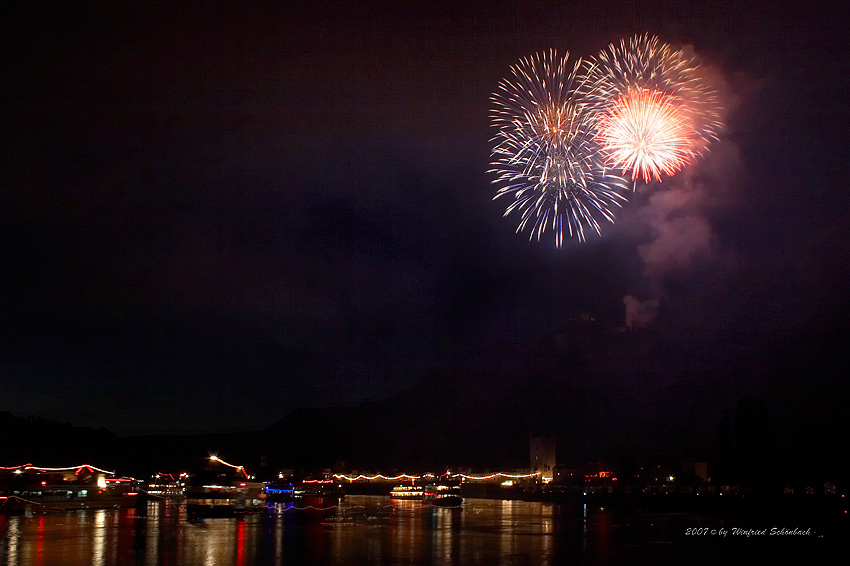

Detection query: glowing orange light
xmin=209 ymin=455 xmax=250 ymax=479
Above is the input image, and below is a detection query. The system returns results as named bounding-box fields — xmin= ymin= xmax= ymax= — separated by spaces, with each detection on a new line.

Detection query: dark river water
xmin=0 ymin=496 xmax=835 ymax=565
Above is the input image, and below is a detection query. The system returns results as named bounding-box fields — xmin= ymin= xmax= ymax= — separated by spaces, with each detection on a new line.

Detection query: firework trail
xmin=489 ymin=50 xmax=629 ymax=246
xmin=584 ymin=34 xmax=722 ymax=183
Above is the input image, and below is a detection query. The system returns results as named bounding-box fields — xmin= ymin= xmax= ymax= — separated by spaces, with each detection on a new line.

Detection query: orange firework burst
xmin=596 ymin=88 xmax=697 ymax=183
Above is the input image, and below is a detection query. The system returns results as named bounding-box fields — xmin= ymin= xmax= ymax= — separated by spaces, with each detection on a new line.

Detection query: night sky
xmin=2 ymin=1 xmax=848 ymax=441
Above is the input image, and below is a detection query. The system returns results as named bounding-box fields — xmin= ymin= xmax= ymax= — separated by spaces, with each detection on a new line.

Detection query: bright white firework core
xmin=597 ymin=88 xmax=696 ymax=183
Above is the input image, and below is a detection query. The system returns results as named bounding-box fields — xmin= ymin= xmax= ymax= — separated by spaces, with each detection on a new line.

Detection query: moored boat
xmin=390 ymin=485 xmax=433 ymax=500
xmin=429 ymin=484 xmax=463 ymax=507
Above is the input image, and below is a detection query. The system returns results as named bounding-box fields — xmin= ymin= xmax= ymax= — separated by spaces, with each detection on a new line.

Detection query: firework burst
xmin=596 ymin=87 xmax=696 ymax=182
xmin=585 ymin=34 xmax=722 ymax=182
xmin=489 ymin=50 xmax=629 ymax=246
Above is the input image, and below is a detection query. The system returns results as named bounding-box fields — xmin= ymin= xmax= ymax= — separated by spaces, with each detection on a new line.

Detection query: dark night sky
xmin=2 ymin=1 xmax=848 ymax=439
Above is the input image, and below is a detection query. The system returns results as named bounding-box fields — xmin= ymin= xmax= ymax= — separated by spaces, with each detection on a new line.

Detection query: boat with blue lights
xmin=264 ymin=481 xmax=296 ymax=502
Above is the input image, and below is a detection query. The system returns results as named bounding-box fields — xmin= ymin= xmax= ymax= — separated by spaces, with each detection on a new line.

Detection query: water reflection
xmin=5 ymin=515 xmax=19 ymax=566
xmin=92 ymin=510 xmax=106 ymax=566
xmin=431 ymin=506 xmax=456 ymax=564
xmin=1 ymin=498 xmax=562 ymax=566
xmin=0 ymin=496 xmax=763 ymax=565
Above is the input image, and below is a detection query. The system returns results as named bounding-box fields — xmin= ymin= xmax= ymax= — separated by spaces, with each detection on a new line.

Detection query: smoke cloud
xmin=618 ymin=53 xmax=745 ymax=323
xmin=623 ymin=295 xmax=660 ymax=329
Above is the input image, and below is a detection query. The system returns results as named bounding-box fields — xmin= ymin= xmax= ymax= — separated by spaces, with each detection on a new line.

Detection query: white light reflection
xmin=539 ymin=504 xmax=553 ymax=559
xmin=500 ymin=499 xmax=517 ymax=561
xmin=92 ymin=509 xmax=107 ymax=566
xmin=274 ymin=514 xmax=284 ymax=565
xmin=582 ymin=502 xmax=588 ymax=553
xmin=145 ymin=502 xmax=160 ymax=566
xmin=6 ymin=516 xmax=20 ymax=566
xmin=432 ymin=508 xmax=454 ymax=564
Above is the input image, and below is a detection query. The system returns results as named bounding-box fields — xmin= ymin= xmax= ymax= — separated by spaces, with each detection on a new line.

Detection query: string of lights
xmin=449 ymin=472 xmax=542 ymax=481
xmin=330 ymin=471 xmax=542 ymax=482
xmin=0 ymin=495 xmax=46 ymax=506
xmin=333 ymin=473 xmax=435 ymax=482
xmin=1 ymin=464 xmax=114 ymax=475
xmin=208 ymin=455 xmax=250 ymax=479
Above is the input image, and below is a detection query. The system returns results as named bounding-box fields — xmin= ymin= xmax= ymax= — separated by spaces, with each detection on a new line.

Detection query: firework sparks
xmin=596 ymin=87 xmax=696 ymax=182
xmin=585 ymin=34 xmax=722 ymax=183
xmin=489 ymin=50 xmax=629 ymax=246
